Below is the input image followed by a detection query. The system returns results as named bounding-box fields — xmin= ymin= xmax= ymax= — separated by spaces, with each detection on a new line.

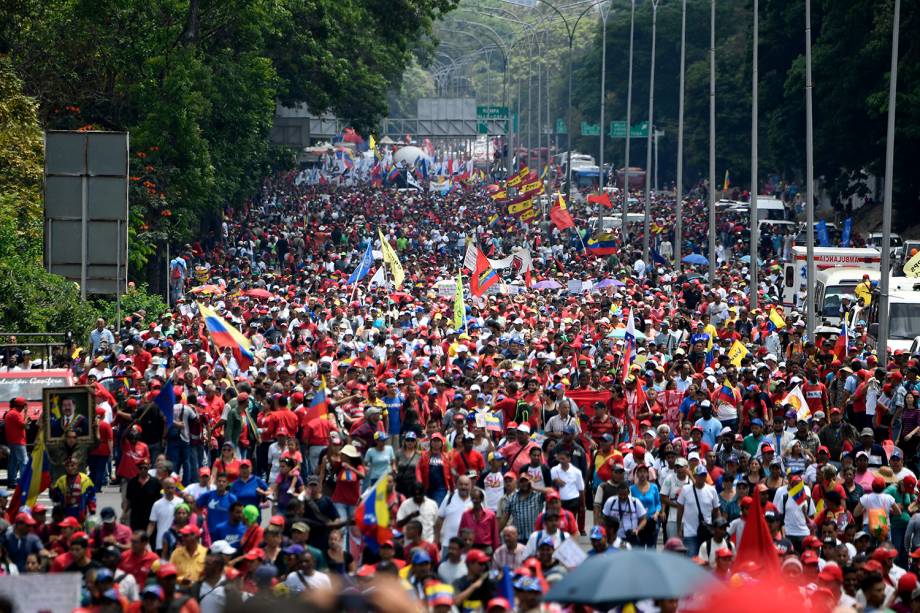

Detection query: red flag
xmin=471 ymin=248 xmax=499 ymax=297
xmin=550 ymin=194 xmax=575 ymax=230
xmin=587 ymin=192 xmax=613 ymax=208
xmin=732 ymin=476 xmax=780 ymax=573
xmin=833 ymin=320 xmax=849 ymax=361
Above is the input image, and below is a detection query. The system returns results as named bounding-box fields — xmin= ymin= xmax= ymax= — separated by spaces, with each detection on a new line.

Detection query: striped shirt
xmin=503 ymin=491 xmax=544 ymax=542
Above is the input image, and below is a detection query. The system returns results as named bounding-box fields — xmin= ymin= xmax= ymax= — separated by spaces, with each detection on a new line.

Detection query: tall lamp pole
xmin=878 ymin=0 xmax=901 ymax=362
xmin=598 ymin=1 xmax=611 ymax=187
xmin=804 ymin=0 xmax=816 ymax=341
xmin=622 ymin=0 xmax=636 ymax=245
xmin=750 ymin=0 xmax=759 ymax=309
xmin=642 ymin=0 xmax=660 ymax=263
xmin=708 ymin=0 xmax=717 ymax=283
xmin=674 ymin=0 xmax=686 ymax=267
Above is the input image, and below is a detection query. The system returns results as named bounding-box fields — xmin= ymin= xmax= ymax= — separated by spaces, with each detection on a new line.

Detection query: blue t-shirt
xmin=212 ymin=520 xmax=247 ymax=546
xmin=427 ymin=454 xmax=446 ymax=494
xmin=230 ymin=476 xmax=268 ymax=510
xmin=196 ymin=490 xmax=238 ymax=533
xmin=383 ymin=394 xmax=403 ymax=435
xmin=364 ymin=446 xmax=395 ymax=483
xmin=630 ymin=483 xmax=662 ymax=518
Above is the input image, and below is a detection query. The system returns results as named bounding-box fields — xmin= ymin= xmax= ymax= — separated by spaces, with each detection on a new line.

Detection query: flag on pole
xmin=550 ymin=194 xmax=575 ymax=230
xmin=781 ymin=385 xmax=811 ymax=422
xmin=768 ymin=308 xmax=786 ymax=330
xmin=198 ymin=303 xmax=255 ymax=370
xmin=368 ymin=266 xmax=387 ymax=289
xmin=154 ymin=383 xmax=176 ymax=428
xmin=348 ymin=241 xmax=374 ymax=285
xmin=732 ymin=476 xmax=779 ymax=572
xmin=621 ymin=310 xmax=637 ymax=383
xmin=463 ymin=239 xmax=478 ymax=272
xmin=728 ymin=340 xmax=749 ymax=367
xmin=587 ymin=192 xmax=613 ymax=208
xmin=471 ymin=248 xmax=499 ymax=297
xmin=354 ymin=474 xmax=392 ymax=553
xmin=453 ymin=270 xmax=465 ymax=330
xmin=723 ymin=169 xmax=730 ymax=191
xmin=6 ymin=431 xmax=52 ymax=520
xmin=834 ymin=319 xmax=849 ymax=361
xmin=303 ymin=377 xmax=330 ymax=423
xmin=377 ymin=229 xmax=405 ymax=289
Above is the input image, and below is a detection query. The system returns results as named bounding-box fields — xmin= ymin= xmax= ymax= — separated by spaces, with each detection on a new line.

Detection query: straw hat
xmin=341 ymin=444 xmax=361 ymax=459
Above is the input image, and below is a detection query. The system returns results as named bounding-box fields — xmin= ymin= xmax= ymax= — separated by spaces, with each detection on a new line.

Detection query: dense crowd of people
xmin=0 ymin=168 xmax=915 ymax=613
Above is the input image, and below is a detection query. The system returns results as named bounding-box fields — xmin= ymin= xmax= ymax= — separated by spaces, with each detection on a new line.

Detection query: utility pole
xmin=674 ymin=0 xmax=686 ymax=268
xmin=622 ymin=0 xmax=636 ymax=245
xmin=750 ymin=0 xmax=759 ymax=310
xmin=599 ymin=1 xmax=611 ymax=187
xmin=642 ymin=0 xmax=659 ymax=263
xmin=708 ymin=0 xmax=716 ymax=283
xmin=805 ymin=0 xmax=816 ymax=341
xmin=878 ymin=0 xmax=901 ymax=362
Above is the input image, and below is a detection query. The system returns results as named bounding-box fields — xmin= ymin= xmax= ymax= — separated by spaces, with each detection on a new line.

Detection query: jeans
xmin=188 ymin=443 xmax=203 ymax=481
xmin=88 ymin=455 xmax=109 ymax=492
xmin=307 ymin=445 xmax=327 ymax=475
xmin=638 ymin=519 xmax=660 ymax=549
xmin=683 ymin=535 xmax=700 ymax=556
xmin=166 ymin=439 xmax=191 ymax=485
xmin=7 ymin=444 xmax=27 ymax=488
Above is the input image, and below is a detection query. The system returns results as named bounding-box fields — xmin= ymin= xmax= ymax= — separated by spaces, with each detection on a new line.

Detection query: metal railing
xmin=0 ymin=332 xmax=75 ymax=370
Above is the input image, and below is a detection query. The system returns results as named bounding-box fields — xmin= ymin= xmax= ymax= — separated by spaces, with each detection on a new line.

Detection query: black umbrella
xmin=545 ymin=550 xmax=715 ymax=608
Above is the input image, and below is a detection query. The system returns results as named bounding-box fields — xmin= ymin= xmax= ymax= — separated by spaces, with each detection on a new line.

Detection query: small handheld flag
xmin=378 ymin=229 xmax=405 ymax=289
xmin=198 ymin=303 xmax=255 ymax=370
xmin=348 ymin=241 xmax=374 ymax=285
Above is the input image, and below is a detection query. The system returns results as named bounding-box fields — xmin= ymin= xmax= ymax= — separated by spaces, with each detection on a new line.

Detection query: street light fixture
xmin=674 ymin=0 xmax=686 ymax=267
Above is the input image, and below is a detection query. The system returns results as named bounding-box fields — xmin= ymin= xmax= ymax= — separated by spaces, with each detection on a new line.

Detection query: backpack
xmin=868 ymin=507 xmax=890 ymax=540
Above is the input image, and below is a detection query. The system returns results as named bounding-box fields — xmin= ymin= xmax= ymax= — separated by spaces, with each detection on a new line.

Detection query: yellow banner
xmin=904 ymin=250 xmax=920 ymax=278
xmin=508 ymin=199 xmax=533 ymax=215
xmin=521 ymin=180 xmax=544 ymax=195
xmin=519 ymin=209 xmax=538 ymax=222
xmin=728 ymin=340 xmax=748 ymax=367
xmin=377 ymin=228 xmax=405 ymax=288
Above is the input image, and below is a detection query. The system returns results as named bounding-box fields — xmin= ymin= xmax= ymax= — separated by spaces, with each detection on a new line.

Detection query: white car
xmin=866 ymin=232 xmax=903 ymax=260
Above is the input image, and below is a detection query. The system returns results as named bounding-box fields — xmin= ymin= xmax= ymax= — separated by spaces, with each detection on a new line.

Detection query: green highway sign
xmin=477 ymin=121 xmax=488 ymax=134
xmin=580 ymin=122 xmax=601 ymax=136
xmin=556 ymin=118 xmax=566 ymax=134
xmin=609 ymin=120 xmax=650 ymax=138
xmin=476 ymin=105 xmax=509 ymax=119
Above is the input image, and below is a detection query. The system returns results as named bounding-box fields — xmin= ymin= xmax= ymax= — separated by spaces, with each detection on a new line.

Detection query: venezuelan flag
xmin=586 ymin=232 xmax=618 ymax=256
xmin=7 ymin=432 xmax=52 ymax=520
xmin=197 ymin=303 xmax=254 ymax=370
xmin=303 ymin=377 xmax=329 ymax=423
xmin=768 ymin=307 xmax=786 ymax=330
xmin=386 ymin=165 xmax=400 ymax=183
xmin=788 ymin=479 xmax=806 ymax=505
xmin=355 ymin=474 xmax=392 ymax=553
xmin=718 ymin=379 xmax=737 ymax=405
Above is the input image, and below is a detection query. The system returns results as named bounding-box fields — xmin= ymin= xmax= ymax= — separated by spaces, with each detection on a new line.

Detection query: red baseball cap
xmin=465 ymin=549 xmax=490 ymax=564
xmin=156 ymin=563 xmax=178 ymax=579
xmin=268 ymin=515 xmax=285 ymax=527
xmin=179 ymin=524 xmax=201 ymax=537
xmin=14 ymin=513 xmax=35 ymax=526
xmin=818 ymin=564 xmax=843 ymax=584
xmin=58 ymin=517 xmax=80 ymax=528
xmin=486 ymin=597 xmax=512 ymax=611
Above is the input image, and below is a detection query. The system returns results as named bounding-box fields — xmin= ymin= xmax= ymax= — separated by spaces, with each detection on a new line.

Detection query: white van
xmin=782 ymin=247 xmax=881 ymax=308
xmin=815 ymin=268 xmax=880 ymax=325
xmin=867 ymin=290 xmax=920 ymax=353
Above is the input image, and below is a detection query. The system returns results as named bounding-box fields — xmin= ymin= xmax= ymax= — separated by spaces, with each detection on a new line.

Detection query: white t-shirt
xmin=149 ymin=496 xmax=182 ymax=550
xmin=482 ymin=471 xmax=506 ymax=511
xmin=550 ymin=464 xmax=585 ymax=501
xmin=661 ymin=473 xmax=690 ymax=523
xmin=676 ymin=484 xmax=719 ymax=537
xmin=773 ymin=486 xmax=814 ymax=537
xmin=858 ymin=492 xmax=896 ymax=529
xmin=284 ymin=570 xmax=331 ymax=592
xmin=184 ymin=482 xmax=214 ymax=501
xmin=436 ymin=491 xmax=473 ymax=546
xmin=396 ymin=497 xmax=440 ymax=543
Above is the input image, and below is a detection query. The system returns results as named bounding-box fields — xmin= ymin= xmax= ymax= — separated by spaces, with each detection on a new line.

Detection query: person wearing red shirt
xmin=450 ymin=434 xmax=485 ymax=481
xmin=88 ymin=407 xmax=113 ymax=491
xmin=118 ymin=531 xmax=161 ymax=586
xmin=458 ymin=488 xmax=499 ymax=551
xmin=4 ymin=397 xmax=29 ymax=489
xmin=803 ymin=374 xmax=829 ymax=415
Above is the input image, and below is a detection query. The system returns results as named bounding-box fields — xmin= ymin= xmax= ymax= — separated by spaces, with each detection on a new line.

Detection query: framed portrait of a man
xmin=43 ymin=386 xmax=97 ymax=445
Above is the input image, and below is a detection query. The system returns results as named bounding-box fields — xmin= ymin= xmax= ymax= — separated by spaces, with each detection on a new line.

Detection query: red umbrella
xmin=244 ymin=288 xmax=271 ymax=299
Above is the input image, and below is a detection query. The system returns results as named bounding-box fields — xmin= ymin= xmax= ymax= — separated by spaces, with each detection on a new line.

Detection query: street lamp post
xmin=878 ymin=0 xmax=901 ymax=362
xmin=750 ymin=0 xmax=759 ymax=310
xmin=805 ymin=0 xmax=816 ymax=341
xmin=675 ymin=0 xmax=686 ymax=267
xmin=708 ymin=0 xmax=717 ymax=284
xmin=599 ymin=1 xmax=611 ymax=187
xmin=622 ymin=0 xmax=636 ymax=246
xmin=642 ymin=0 xmax=660 ymax=263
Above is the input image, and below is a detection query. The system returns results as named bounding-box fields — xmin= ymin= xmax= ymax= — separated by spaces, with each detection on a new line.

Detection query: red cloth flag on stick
xmin=471 ymin=248 xmax=499 ymax=297
xmin=550 ymin=194 xmax=575 ymax=230
xmin=732 ymin=474 xmax=780 ymax=573
xmin=587 ymin=192 xmax=613 ymax=208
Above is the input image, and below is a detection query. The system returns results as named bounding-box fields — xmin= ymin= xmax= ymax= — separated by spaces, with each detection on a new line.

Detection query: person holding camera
xmin=601 ymin=480 xmax=647 ymax=547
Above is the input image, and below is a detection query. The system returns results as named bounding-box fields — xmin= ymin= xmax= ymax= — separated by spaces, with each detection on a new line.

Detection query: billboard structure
xmin=43 ymin=131 xmax=129 ymax=299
